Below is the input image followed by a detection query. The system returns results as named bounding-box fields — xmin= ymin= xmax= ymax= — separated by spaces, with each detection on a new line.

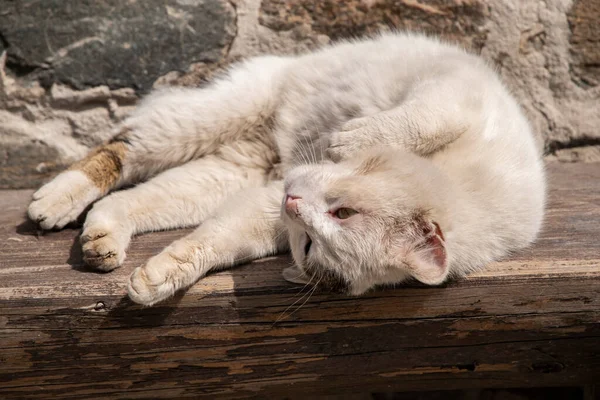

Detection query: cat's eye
xmin=333 ymin=208 xmax=359 ymax=219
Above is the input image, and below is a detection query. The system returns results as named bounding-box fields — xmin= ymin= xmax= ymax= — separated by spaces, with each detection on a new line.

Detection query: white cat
xmin=28 ymin=33 xmax=546 ymax=306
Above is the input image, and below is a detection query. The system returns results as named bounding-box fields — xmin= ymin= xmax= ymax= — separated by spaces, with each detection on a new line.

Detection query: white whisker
xmin=272 ymin=270 xmax=318 ymax=326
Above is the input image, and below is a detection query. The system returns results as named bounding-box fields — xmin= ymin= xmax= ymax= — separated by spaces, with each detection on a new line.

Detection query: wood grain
xmin=1 ymin=162 xmax=599 ymax=398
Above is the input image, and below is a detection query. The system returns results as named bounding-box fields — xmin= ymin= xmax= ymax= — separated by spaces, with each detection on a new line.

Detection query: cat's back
xmin=281 ymin=33 xmax=472 ymax=112
xmin=429 ymin=71 xmax=546 ymax=249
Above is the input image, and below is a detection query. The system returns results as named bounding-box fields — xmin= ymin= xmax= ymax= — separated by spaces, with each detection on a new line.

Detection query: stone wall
xmin=1 ymin=0 xmax=598 ymax=188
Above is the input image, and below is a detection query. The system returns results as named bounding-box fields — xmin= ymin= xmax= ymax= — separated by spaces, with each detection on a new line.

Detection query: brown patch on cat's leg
xmin=69 ymin=141 xmax=127 ymax=194
xmin=28 ymin=135 xmax=129 ymax=230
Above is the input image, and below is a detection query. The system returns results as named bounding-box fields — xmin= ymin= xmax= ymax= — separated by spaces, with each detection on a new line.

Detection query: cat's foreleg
xmin=28 ymin=56 xmax=290 ymax=230
xmin=328 ymin=77 xmax=482 ymax=161
xmin=80 ymin=155 xmax=270 ymax=271
xmin=127 ymin=181 xmax=287 ymax=306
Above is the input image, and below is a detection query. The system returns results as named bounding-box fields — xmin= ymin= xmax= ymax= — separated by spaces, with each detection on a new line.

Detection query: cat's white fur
xmin=28 ymin=33 xmax=545 ymax=305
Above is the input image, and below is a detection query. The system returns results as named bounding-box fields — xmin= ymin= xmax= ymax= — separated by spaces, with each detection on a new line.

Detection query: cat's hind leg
xmin=127 ymin=181 xmax=287 ymax=306
xmin=28 ymin=56 xmax=290 ymax=230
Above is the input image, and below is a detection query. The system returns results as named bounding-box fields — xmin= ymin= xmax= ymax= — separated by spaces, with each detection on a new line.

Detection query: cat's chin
xmin=346 ymin=282 xmax=372 ymax=296
xmin=282 ymin=265 xmax=312 ymax=285
xmin=283 ymin=265 xmax=374 ymax=296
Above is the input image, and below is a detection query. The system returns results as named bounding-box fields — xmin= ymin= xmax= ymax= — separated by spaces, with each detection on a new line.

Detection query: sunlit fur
xmin=28 ymin=32 xmax=545 ymax=305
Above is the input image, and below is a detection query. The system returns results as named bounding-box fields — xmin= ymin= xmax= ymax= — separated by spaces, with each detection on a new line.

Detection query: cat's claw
xmin=81 ymin=226 xmax=127 ymax=271
xmin=80 ymin=203 xmax=131 ymax=271
xmin=28 ymin=170 xmax=101 ymax=230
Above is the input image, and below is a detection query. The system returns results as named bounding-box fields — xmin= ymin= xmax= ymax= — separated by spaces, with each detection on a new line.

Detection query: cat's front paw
xmin=81 ymin=225 xmax=128 ymax=271
xmin=127 ymin=242 xmax=198 ymax=306
xmin=327 ymin=117 xmax=378 ymax=162
xmin=127 ymin=262 xmax=170 ymax=306
xmin=28 ymin=170 xmax=101 ymax=230
xmin=81 ymin=201 xmax=131 ymax=271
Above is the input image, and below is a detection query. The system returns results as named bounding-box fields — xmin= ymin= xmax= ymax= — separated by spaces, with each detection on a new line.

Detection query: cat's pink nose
xmin=285 ymin=195 xmax=301 ymax=215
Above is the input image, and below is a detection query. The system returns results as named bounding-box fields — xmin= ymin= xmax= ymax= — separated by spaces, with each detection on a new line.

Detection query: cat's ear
xmin=282 ymin=265 xmax=312 ymax=285
xmin=402 ymin=217 xmax=449 ymax=285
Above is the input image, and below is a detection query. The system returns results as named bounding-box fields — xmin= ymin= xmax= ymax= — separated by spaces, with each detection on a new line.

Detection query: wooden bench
xmin=1 ymin=162 xmax=599 ymax=399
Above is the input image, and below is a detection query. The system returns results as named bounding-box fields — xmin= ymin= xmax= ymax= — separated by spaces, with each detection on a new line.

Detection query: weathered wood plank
xmin=1 ymin=162 xmax=599 ymax=398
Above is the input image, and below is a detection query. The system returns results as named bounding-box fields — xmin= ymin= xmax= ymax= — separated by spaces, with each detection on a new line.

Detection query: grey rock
xmin=0 ymin=0 xmax=236 ymax=93
xmin=0 ymin=141 xmax=67 ymax=189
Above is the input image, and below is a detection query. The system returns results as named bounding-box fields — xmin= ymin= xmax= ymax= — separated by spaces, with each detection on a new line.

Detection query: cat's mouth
xmin=299 ymin=233 xmax=349 ymax=293
xmin=303 ymin=233 xmax=313 ymax=256
xmin=302 ymin=261 xmax=348 ymax=294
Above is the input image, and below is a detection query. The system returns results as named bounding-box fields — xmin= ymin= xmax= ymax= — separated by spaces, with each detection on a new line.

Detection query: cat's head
xmin=281 ymin=148 xmax=452 ymax=295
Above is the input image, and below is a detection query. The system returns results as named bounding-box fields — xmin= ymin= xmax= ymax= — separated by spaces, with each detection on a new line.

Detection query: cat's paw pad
xmin=28 ymin=170 xmax=101 ymax=230
xmin=327 ymin=117 xmax=377 ymax=162
xmin=81 ymin=224 xmax=127 ymax=271
xmin=127 ymin=244 xmax=197 ymax=306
